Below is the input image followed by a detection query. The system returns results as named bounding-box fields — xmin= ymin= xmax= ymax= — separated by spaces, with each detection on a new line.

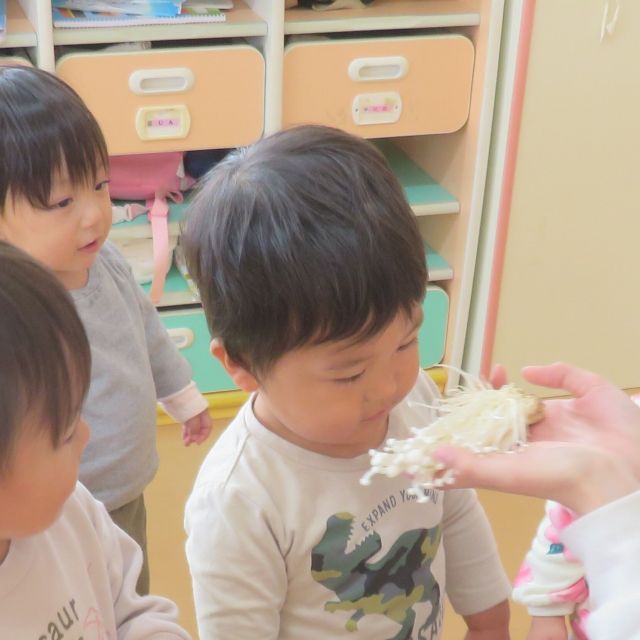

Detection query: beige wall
xmin=470 ymin=0 xmax=640 ymax=393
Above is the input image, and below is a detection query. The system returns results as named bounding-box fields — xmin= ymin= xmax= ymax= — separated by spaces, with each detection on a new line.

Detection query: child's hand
xmin=463 ymin=600 xmax=510 ymax=640
xmin=182 ymin=409 xmax=212 ymax=446
xmin=526 ymin=615 xmax=568 ymax=640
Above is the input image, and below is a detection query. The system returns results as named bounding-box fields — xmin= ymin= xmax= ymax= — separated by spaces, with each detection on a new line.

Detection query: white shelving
xmin=2 ymin=0 xmax=505 ymax=386
xmin=284 ymin=0 xmax=480 ymax=35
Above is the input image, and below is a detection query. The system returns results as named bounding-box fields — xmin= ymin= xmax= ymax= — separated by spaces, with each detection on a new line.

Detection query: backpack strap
xmin=146 ymin=189 xmax=185 ymax=304
xmin=147 ymin=193 xmax=170 ymax=304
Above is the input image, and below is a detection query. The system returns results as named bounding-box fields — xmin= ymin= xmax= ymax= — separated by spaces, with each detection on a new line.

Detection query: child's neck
xmin=57 ymin=268 xmax=90 ymax=290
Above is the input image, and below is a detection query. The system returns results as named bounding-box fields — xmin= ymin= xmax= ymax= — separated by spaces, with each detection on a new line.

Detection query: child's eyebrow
xmin=326 ymin=355 xmax=370 ymax=371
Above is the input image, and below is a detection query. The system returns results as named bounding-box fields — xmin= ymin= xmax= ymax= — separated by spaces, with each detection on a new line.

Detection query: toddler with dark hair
xmin=183 ymin=124 xmax=511 ymax=639
xmin=0 ymin=65 xmax=212 ymax=594
xmin=0 ymin=241 xmax=191 ymax=638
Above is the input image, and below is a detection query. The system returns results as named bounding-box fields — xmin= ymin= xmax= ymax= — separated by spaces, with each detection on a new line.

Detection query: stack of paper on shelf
xmin=51 ymin=0 xmax=228 ymax=27
xmin=0 ymin=0 xmax=6 ymax=43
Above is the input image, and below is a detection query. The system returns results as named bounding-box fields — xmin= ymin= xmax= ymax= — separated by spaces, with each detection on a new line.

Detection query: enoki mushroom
xmin=360 ymin=366 xmax=544 ymax=499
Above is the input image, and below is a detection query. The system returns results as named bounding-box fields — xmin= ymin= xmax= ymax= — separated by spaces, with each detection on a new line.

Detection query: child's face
xmin=0 ymin=167 xmax=112 ymax=289
xmin=252 ymin=305 xmax=423 ymax=458
xmin=0 ymin=414 xmax=89 ymax=543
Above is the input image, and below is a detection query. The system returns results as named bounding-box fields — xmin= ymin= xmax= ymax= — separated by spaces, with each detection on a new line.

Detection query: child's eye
xmin=96 ymin=179 xmax=111 ymax=191
xmin=398 ymin=337 xmax=418 ymax=351
xmin=47 ymin=197 xmax=73 ymax=210
xmin=335 ymin=371 xmax=365 ymax=385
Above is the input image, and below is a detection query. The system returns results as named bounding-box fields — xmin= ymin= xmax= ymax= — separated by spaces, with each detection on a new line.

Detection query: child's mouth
xmin=79 ymin=240 xmax=99 ymax=253
xmin=364 ymin=408 xmax=388 ymax=422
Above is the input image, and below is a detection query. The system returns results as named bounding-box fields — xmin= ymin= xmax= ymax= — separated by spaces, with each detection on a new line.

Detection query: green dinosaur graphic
xmin=311 ymin=512 xmax=442 ymax=640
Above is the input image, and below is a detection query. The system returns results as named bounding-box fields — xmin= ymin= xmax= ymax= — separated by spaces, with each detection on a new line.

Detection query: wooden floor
xmin=147 ymin=420 xmax=544 ymax=639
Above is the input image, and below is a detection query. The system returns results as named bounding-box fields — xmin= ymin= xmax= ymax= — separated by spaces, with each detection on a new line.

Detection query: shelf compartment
xmin=111 ymin=204 xmax=451 ymax=300
xmin=145 ymin=264 xmax=197 ymax=308
xmin=1 ymin=0 xmax=36 ymax=48
xmin=376 ymin=140 xmax=459 ymax=216
xmin=109 ymin=200 xmax=186 ymax=240
xmin=52 ymin=0 xmax=266 ymax=46
xmin=425 ymin=243 xmax=453 ymax=281
xmin=285 ymin=0 xmax=480 ymax=35
xmin=109 ymin=204 xmax=195 ymax=307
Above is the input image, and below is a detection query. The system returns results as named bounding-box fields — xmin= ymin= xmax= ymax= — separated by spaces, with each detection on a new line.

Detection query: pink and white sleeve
xmin=512 ymin=500 xmax=588 ymax=617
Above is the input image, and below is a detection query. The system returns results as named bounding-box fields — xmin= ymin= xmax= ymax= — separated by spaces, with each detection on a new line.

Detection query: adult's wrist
xmin=567 ymin=458 xmax=638 ymax=516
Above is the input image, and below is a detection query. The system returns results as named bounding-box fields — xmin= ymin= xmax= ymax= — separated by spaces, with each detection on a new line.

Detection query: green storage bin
xmin=159 ymin=308 xmax=235 ymax=393
xmin=419 ymin=285 xmax=449 ymax=368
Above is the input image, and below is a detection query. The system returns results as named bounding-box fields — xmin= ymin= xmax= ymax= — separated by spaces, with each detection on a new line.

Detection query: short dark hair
xmin=0 ymin=241 xmax=91 ymax=473
xmin=0 ymin=65 xmax=108 ymax=211
xmin=182 ymin=125 xmax=427 ymax=375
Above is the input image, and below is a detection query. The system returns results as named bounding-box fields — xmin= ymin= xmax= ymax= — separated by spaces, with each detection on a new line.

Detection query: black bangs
xmin=0 ymin=66 xmax=108 ymax=210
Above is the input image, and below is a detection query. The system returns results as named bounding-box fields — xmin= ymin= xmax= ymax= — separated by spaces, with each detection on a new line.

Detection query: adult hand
xmin=522 ymin=362 xmax=640 ymax=479
xmin=435 ymin=440 xmax=636 ymax=515
xmin=434 ymin=362 xmax=640 ymax=514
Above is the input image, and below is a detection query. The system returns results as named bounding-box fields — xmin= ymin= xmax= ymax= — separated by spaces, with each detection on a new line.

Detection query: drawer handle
xmin=167 ymin=327 xmax=195 ymax=350
xmin=348 ymin=56 xmax=408 ymax=82
xmin=129 ymin=68 xmax=195 ymax=95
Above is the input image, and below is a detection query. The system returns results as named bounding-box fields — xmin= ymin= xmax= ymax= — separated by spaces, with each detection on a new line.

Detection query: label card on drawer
xmin=352 ymin=92 xmax=402 ymax=126
xmin=135 ymin=105 xmax=191 ymax=141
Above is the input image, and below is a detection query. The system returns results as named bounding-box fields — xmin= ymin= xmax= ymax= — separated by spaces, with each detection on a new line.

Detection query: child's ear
xmin=210 ymin=338 xmax=259 ymax=392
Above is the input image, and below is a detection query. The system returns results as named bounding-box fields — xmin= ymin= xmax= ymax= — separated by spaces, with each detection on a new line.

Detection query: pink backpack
xmin=109 ymin=152 xmax=195 ymax=303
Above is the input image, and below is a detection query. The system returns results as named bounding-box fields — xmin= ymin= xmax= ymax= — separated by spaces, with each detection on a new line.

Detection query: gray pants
xmin=109 ymin=494 xmax=149 ymax=595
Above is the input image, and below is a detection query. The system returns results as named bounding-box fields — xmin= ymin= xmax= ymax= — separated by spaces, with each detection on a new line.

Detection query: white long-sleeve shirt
xmin=562 ymin=490 xmax=640 ymax=640
xmin=0 ymin=483 xmax=191 ymax=639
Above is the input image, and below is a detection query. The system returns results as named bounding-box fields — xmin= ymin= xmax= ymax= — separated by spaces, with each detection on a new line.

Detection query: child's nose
xmin=82 ymin=200 xmax=107 ymax=228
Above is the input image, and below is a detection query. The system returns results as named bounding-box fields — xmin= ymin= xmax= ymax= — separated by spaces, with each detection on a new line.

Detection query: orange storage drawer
xmin=283 ymin=34 xmax=474 ymax=138
xmin=56 ymin=45 xmax=265 ymax=155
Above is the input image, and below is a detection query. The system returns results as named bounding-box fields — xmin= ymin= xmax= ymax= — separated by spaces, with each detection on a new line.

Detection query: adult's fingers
xmin=432 ymin=445 xmax=549 ymax=497
xmin=489 ymin=364 xmax=508 ymax=389
xmin=521 ymin=362 xmax=610 ymax=398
